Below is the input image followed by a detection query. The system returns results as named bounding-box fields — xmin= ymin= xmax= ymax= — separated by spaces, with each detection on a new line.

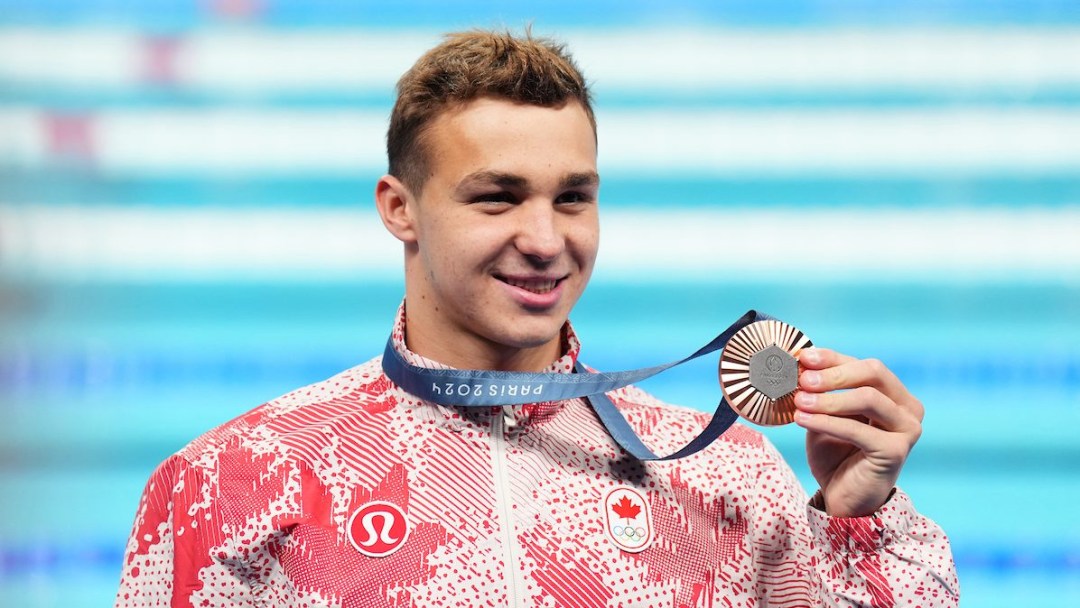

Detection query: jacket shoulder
xmin=175 ymin=356 xmax=390 ymax=467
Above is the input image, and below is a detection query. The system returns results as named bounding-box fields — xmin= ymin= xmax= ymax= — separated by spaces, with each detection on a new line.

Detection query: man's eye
xmin=556 ymin=191 xmax=591 ymax=204
xmin=473 ymin=192 xmax=516 ymax=204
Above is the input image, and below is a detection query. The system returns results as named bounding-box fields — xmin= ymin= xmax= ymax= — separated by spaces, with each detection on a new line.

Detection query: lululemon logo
xmin=348 ymin=501 xmax=409 ymax=558
xmin=602 ymin=487 xmax=653 ymax=553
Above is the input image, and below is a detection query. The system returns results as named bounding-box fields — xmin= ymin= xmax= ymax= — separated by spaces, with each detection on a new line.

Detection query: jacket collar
xmin=388 ymin=300 xmax=583 ymax=429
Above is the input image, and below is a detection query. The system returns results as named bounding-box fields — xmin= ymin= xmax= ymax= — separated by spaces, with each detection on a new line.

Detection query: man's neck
xmin=403 ymin=317 xmax=564 ymax=372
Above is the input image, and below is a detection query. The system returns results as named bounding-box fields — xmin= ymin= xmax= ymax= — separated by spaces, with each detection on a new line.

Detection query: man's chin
xmin=500 ymin=331 xmax=563 ymax=351
xmin=493 ymin=319 xmax=567 ymax=351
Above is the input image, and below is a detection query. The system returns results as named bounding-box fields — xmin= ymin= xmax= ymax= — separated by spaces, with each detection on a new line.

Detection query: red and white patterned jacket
xmin=115 ymin=310 xmax=959 ymax=607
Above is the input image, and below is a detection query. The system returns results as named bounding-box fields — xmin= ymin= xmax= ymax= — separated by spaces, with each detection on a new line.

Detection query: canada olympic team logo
xmin=348 ymin=501 xmax=410 ymax=558
xmin=602 ymin=487 xmax=653 ymax=553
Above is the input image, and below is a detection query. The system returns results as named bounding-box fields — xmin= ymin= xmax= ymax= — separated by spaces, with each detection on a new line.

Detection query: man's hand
xmin=793 ymin=348 xmax=924 ymax=518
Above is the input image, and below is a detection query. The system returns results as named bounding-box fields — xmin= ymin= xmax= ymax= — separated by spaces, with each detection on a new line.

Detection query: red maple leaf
xmin=611 ymin=496 xmax=641 ymax=523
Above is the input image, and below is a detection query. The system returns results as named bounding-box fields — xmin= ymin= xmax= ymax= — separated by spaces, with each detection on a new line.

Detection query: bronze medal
xmin=718 ymin=319 xmax=813 ymax=426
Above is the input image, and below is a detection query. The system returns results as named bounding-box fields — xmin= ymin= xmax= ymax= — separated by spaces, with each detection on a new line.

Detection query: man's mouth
xmin=496 ymin=275 xmax=563 ymax=294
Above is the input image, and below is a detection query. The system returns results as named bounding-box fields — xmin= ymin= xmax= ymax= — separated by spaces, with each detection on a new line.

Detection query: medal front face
xmin=719 ymin=320 xmax=812 ymax=426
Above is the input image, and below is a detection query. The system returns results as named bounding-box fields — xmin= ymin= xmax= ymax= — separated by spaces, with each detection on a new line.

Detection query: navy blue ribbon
xmin=382 ymin=309 xmax=774 ymax=461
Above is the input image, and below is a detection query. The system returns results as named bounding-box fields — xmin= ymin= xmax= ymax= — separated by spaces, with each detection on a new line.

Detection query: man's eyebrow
xmin=456 ymin=171 xmax=529 ymax=192
xmin=454 ymin=170 xmax=600 ymax=195
xmin=561 ymin=171 xmax=600 ymax=189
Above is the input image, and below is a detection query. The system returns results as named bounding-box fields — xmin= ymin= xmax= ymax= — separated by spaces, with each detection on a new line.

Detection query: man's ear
xmin=375 ymin=174 xmax=418 ymax=244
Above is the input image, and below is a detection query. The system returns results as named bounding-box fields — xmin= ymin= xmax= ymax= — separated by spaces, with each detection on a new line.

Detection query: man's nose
xmin=515 ymin=201 xmax=564 ymax=261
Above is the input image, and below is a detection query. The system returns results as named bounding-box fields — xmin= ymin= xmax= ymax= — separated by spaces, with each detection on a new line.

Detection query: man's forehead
xmin=419 ymin=97 xmax=598 ymax=195
xmin=432 ymin=97 xmax=594 ymax=139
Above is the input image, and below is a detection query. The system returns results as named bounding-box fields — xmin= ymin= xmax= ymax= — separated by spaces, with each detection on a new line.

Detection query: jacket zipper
xmin=491 ymin=408 xmax=521 ymax=607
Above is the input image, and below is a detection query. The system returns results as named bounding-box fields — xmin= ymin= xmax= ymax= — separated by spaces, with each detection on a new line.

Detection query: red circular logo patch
xmin=347 ymin=501 xmax=410 ymax=558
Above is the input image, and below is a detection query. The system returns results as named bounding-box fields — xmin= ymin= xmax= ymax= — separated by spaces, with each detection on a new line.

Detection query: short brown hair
xmin=387 ymin=29 xmax=596 ymax=195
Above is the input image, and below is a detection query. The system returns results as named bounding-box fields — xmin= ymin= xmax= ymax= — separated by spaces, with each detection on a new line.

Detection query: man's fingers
xmin=794 ymin=410 xmax=917 ymax=465
xmin=798 ymin=351 xmax=924 ymax=421
xmin=795 ymin=386 xmax=920 ymax=434
xmin=800 ymin=353 xmax=899 ymax=391
xmin=797 ymin=347 xmax=857 ymax=370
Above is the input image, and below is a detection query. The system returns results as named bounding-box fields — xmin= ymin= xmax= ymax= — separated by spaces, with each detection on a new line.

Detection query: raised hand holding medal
xmin=714 ymin=319 xmax=925 ymax=517
xmin=790 ymin=345 xmax=926 ymax=517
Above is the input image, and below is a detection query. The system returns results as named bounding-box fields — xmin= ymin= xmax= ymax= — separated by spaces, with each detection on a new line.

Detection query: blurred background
xmin=2 ymin=1 xmax=1079 ymax=606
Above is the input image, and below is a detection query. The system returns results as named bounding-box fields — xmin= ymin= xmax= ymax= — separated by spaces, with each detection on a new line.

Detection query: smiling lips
xmin=497 ymin=275 xmax=563 ymax=294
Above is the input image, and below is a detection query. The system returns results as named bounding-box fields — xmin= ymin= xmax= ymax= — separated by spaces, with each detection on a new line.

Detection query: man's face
xmin=403 ymin=96 xmax=599 ymax=366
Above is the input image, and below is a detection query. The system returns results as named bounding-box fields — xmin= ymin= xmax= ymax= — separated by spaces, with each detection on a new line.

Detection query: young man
xmin=116 ymin=31 xmax=959 ymax=607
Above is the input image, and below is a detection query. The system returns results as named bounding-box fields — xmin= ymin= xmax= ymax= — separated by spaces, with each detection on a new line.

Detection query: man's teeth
xmin=505 ymin=278 xmax=557 ymax=293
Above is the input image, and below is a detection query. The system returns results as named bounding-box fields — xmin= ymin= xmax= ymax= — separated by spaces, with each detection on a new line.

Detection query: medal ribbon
xmin=382 ymin=309 xmax=775 ymax=461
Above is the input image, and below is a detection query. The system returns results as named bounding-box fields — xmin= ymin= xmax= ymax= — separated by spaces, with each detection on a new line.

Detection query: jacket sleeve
xmin=114 ymin=454 xmax=253 ymax=608
xmin=753 ymin=439 xmax=960 ymax=608
xmin=804 ymin=487 xmax=960 ymax=607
